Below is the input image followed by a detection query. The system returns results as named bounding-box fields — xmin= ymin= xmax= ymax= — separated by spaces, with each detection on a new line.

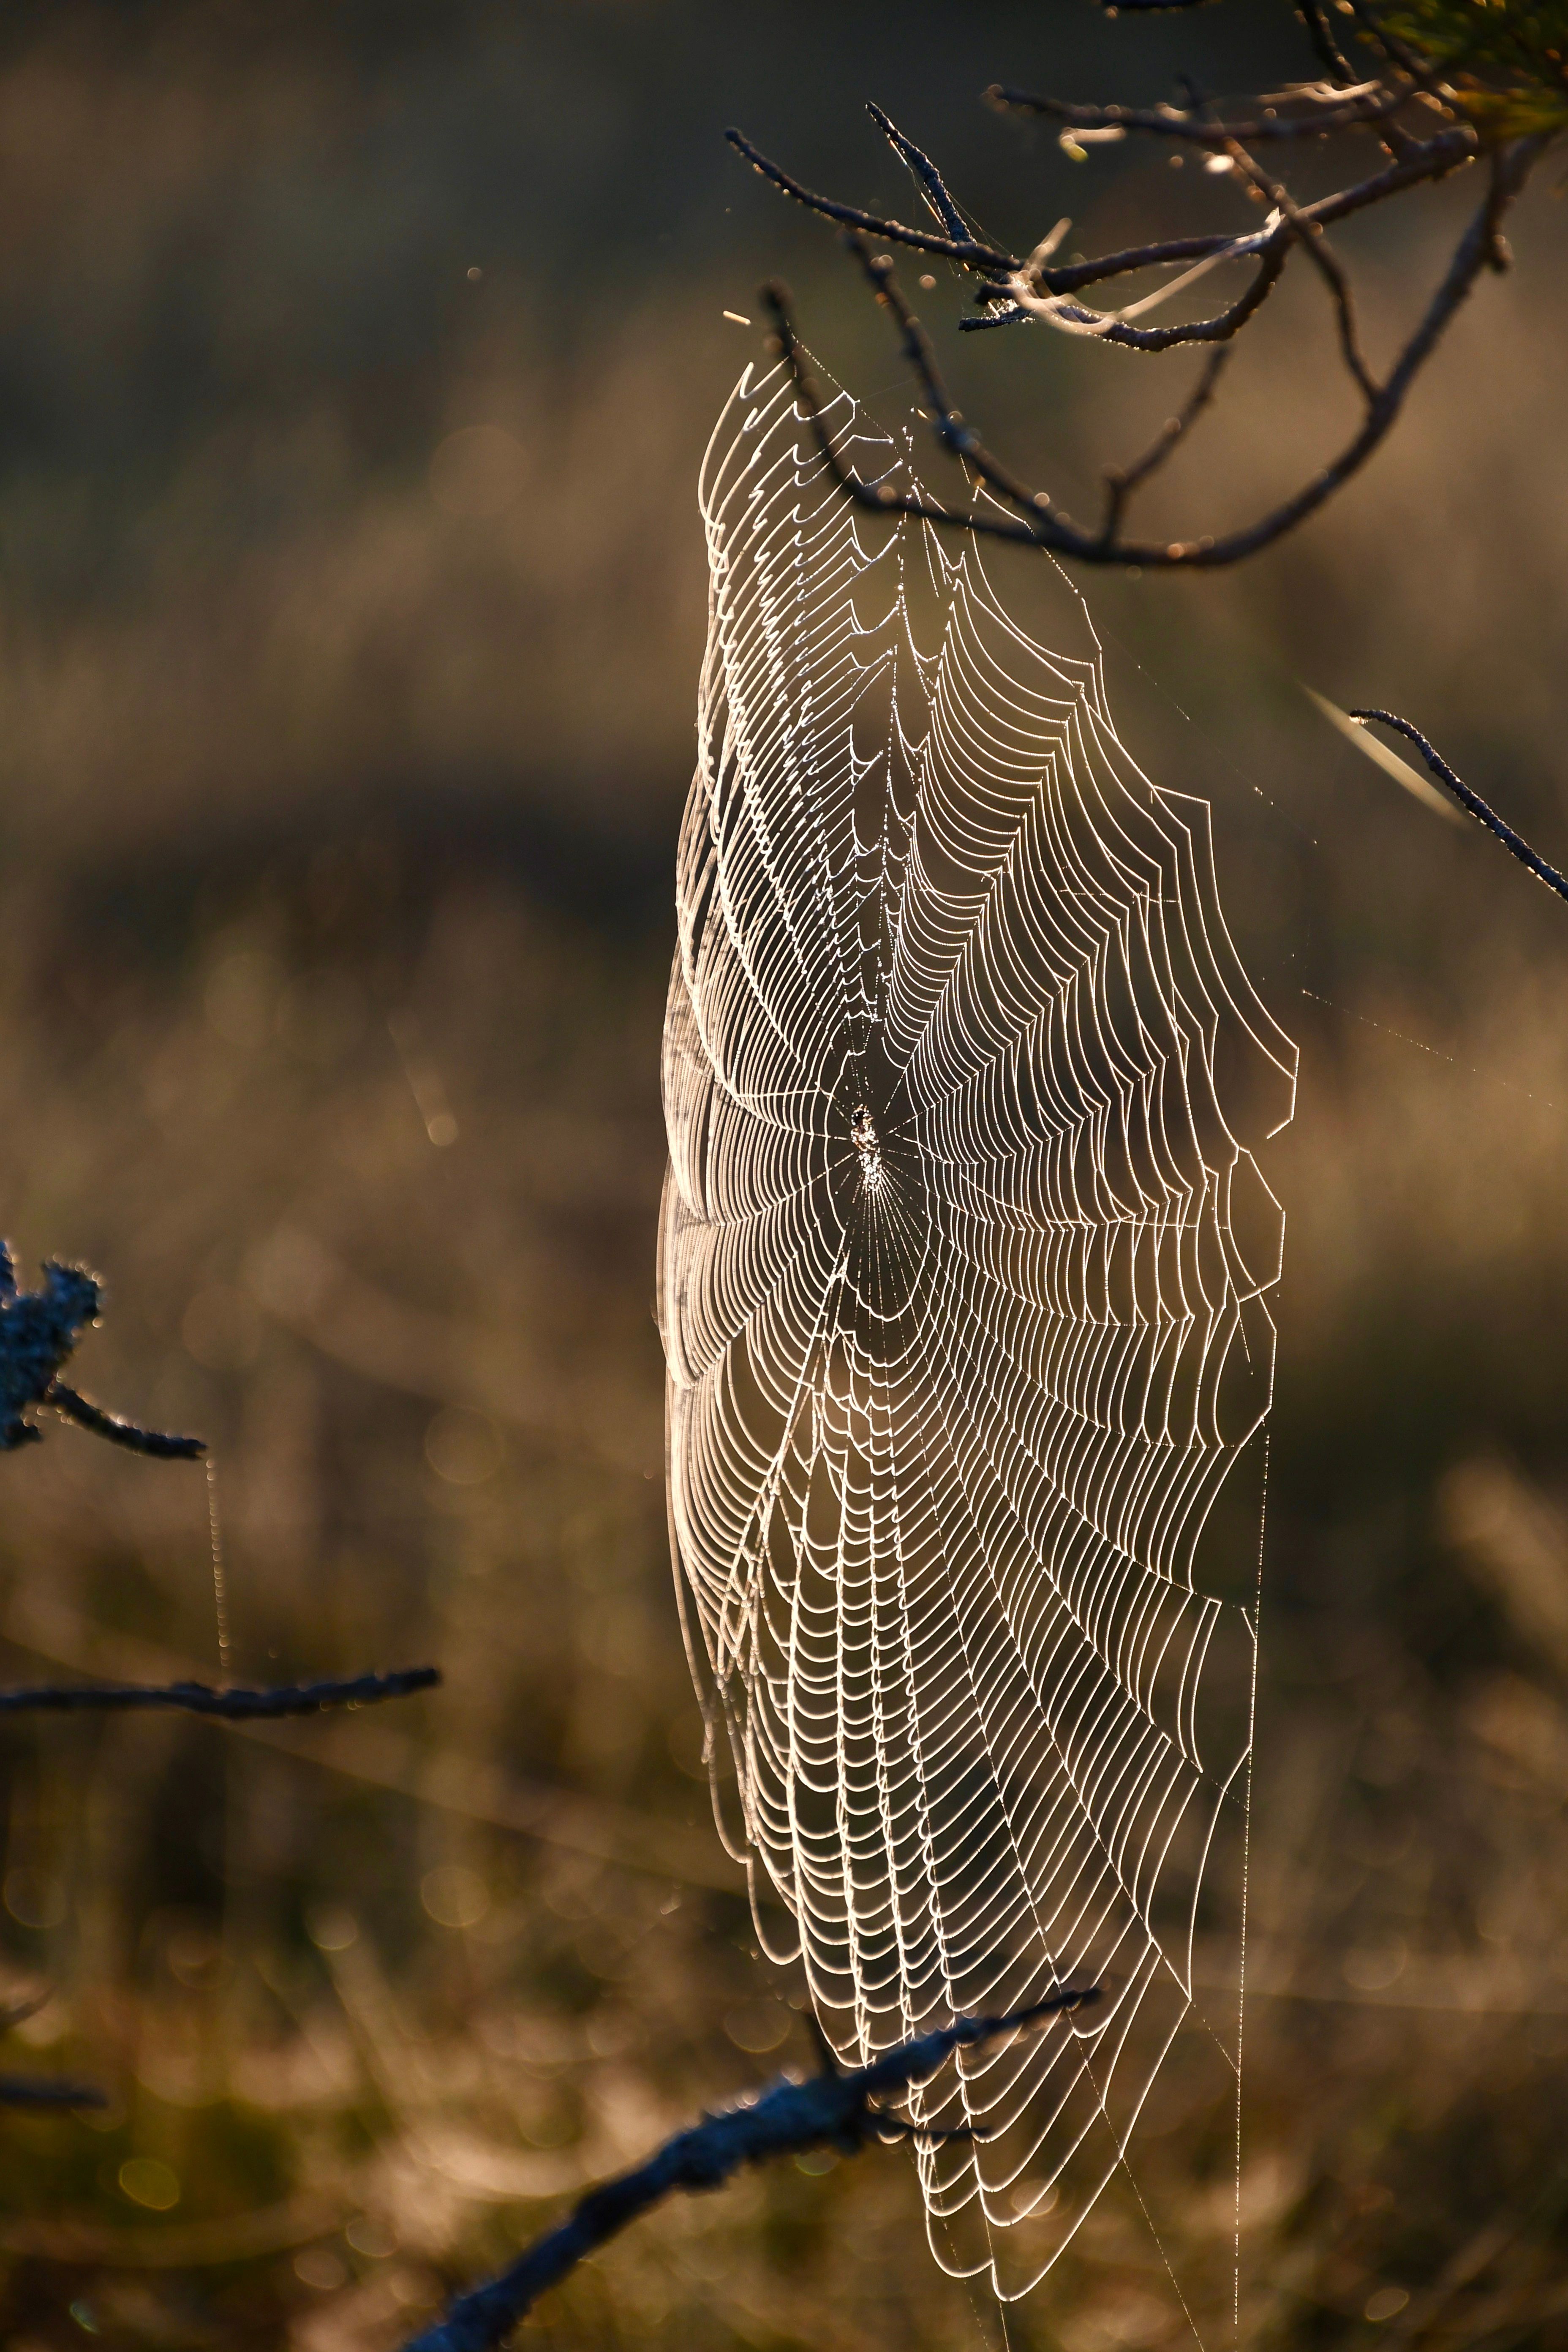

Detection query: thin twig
xmin=725 ymin=128 xmax=1012 ymax=271
xmin=1223 ymin=137 xmax=1378 ymax=399
xmin=0 ymin=1667 xmax=441 ymax=1719
xmin=866 ymin=99 xmax=969 ymax=239
xmin=954 ymin=119 xmax=1475 ymax=347
xmin=45 ymin=1383 xmax=204 ymax=1460
xmin=1007 ymin=239 xmax=1290 ymax=354
xmin=402 ymin=1989 xmax=1098 ymax=2352
xmin=0 ymin=2076 xmax=106 ymax=2109
xmin=986 ymin=82 xmax=1410 ymax=145
xmin=1348 ymin=712 xmax=1568 ymax=906
xmin=959 ymin=123 xmax=1469 ymax=328
xmin=1040 ymin=125 xmax=1477 ymax=291
xmin=1298 ymin=0 xmax=1358 ymax=87
xmin=965 ymin=232 xmax=1253 ymax=315
xmin=1100 ymin=345 xmax=1231 ymax=542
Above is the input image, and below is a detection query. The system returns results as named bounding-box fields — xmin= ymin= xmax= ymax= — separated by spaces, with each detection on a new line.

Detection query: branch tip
xmin=1347 ymin=712 xmax=1568 ymax=906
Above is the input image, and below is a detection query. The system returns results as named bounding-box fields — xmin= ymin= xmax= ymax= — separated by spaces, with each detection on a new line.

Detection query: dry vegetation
xmin=0 ymin=4 xmax=1566 ymax=2346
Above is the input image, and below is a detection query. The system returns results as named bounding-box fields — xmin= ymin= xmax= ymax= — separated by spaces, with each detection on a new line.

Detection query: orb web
xmin=658 ymin=361 xmax=1296 ymax=2324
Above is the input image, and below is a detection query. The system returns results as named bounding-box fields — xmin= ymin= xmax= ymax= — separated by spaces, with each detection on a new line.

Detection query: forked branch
xmin=760 ymin=130 xmax=1533 ymax=570
xmin=728 ymin=0 xmax=1555 ymax=569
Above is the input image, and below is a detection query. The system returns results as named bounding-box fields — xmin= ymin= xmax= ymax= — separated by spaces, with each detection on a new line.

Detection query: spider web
xmin=658 ymin=362 xmax=1297 ymax=2327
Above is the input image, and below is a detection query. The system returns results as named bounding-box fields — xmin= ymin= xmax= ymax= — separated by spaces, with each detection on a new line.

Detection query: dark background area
xmin=0 ymin=4 xmax=1566 ymax=2346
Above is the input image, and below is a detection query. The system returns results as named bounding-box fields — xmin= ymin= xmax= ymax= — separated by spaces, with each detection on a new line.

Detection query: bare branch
xmin=986 ymin=81 xmax=1410 ymax=145
xmin=45 ymin=1383 xmax=205 ymax=1460
xmin=1 ymin=1246 xmax=442 ymax=1726
xmin=732 ymin=108 xmax=1474 ymax=325
xmin=834 ymin=106 xmax=1295 ymax=350
xmin=964 ymin=118 xmax=1465 ymax=311
xmin=0 ymin=2076 xmax=106 ymax=2110
xmin=959 ymin=120 xmax=1476 ymax=336
xmin=1224 ymin=139 xmax=1379 ymax=399
xmin=866 ymin=99 xmax=969 ymax=239
xmin=762 ymin=135 xmax=1537 ymax=570
xmin=762 ymin=256 xmax=1064 ymax=555
xmin=0 ymin=1248 xmax=204 ymax=1459
xmin=401 ymin=1989 xmax=1098 ymax=2352
xmin=724 ymin=128 xmax=1013 ymax=272
xmin=1004 ymin=239 xmax=1288 ymax=353
xmin=961 ymin=233 xmax=1242 ymax=318
xmin=1298 ymin=0 xmax=1359 ymax=87
xmin=1348 ymin=712 xmax=1568 ymax=905
xmin=0 ymin=1667 xmax=441 ymax=1719
xmin=1101 ymin=345 xmax=1231 ymax=542
xmin=727 ymin=0 xmax=1522 ymax=577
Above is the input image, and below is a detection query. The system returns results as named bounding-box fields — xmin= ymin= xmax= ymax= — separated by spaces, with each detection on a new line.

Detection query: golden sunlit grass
xmin=4 ymin=853 xmax=1568 ymax=2348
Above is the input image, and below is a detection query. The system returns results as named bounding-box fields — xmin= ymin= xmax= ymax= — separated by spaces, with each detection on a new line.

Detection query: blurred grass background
xmin=0 ymin=2 xmax=1567 ymax=2345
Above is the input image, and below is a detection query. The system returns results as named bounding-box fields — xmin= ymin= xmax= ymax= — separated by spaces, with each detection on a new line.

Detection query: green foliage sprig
xmin=1374 ymin=0 xmax=1568 ymax=137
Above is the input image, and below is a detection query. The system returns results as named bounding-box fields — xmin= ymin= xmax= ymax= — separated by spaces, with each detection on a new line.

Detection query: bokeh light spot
xmin=1366 ymin=2287 xmax=1411 ymax=2323
xmin=118 ymin=2156 xmax=180 ymax=2211
xmin=421 ymin=1865 xmax=489 ymax=1930
xmin=305 ymin=1903 xmax=359 ymax=1953
xmin=722 ymin=2002 xmax=791 ymax=2055
xmin=4 ymin=1870 xmax=65 ymax=1930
